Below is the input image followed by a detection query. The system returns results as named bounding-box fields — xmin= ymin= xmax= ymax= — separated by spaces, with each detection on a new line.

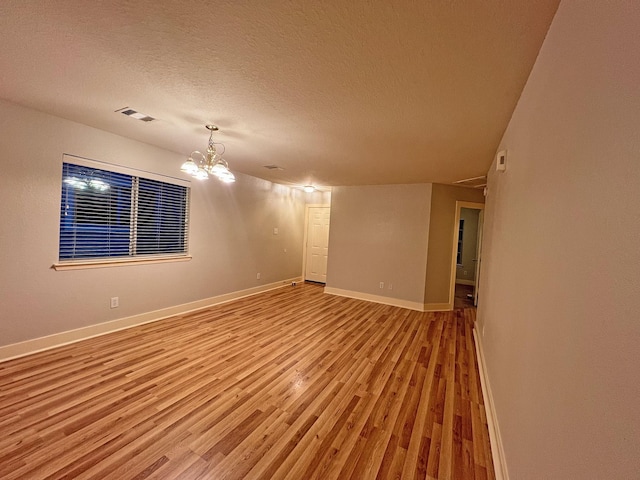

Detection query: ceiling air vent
xmin=452 ymin=175 xmax=487 ymax=188
xmin=263 ymin=164 xmax=284 ymax=170
xmin=115 ymin=107 xmax=156 ymax=122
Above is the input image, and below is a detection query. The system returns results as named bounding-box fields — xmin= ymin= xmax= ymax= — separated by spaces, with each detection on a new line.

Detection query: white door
xmin=305 ymin=207 xmax=330 ymax=283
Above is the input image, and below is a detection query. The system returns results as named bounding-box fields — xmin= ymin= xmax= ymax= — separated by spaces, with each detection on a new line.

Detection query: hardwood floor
xmin=454 ymin=284 xmax=475 ymax=309
xmin=0 ymin=283 xmax=495 ymax=479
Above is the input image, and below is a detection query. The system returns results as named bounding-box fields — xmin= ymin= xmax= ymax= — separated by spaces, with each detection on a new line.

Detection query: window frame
xmin=53 ymin=154 xmax=192 ymax=270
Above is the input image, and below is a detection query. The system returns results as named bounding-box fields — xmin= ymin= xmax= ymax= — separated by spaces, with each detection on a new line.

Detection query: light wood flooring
xmin=0 ymin=283 xmax=494 ymax=479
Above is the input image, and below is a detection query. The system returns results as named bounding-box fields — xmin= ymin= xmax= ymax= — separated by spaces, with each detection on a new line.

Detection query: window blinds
xmin=59 ymin=161 xmax=189 ymax=261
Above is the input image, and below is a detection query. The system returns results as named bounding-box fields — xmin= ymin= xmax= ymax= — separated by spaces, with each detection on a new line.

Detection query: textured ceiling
xmin=0 ymin=0 xmax=559 ymax=188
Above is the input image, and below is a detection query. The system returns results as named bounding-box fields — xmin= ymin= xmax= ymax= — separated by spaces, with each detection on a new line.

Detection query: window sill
xmin=52 ymin=255 xmax=192 ymax=271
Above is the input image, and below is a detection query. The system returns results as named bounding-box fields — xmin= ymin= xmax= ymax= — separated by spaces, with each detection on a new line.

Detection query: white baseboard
xmin=0 ymin=277 xmax=302 ymax=363
xmin=323 ymin=287 xmax=424 ymax=312
xmin=473 ymin=326 xmax=508 ymax=480
xmin=423 ymin=302 xmax=453 ymax=312
xmin=455 ymin=279 xmax=476 ymax=286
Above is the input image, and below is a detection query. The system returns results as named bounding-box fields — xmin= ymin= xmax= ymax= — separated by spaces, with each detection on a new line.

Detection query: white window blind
xmin=59 ymin=158 xmax=190 ymax=261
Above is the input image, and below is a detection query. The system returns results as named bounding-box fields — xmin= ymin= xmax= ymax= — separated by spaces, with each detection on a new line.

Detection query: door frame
xmin=474 ymin=210 xmax=484 ymax=306
xmin=302 ymin=204 xmax=331 ymax=282
xmin=448 ymin=201 xmax=485 ymax=308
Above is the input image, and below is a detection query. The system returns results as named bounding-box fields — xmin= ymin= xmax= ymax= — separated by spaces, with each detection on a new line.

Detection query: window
xmin=58 ymin=157 xmax=190 ymax=263
xmin=456 ymin=219 xmax=464 ymax=265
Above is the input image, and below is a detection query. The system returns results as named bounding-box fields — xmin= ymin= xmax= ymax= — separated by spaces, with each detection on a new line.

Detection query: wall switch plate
xmin=496 ymin=150 xmax=507 ymax=171
xmin=379 ymin=282 xmax=384 ymax=289
xmin=110 ymin=297 xmax=119 ymax=308
xmin=256 ymin=273 xmax=261 ymax=280
xmin=388 ymin=283 xmax=393 ymax=290
xmin=273 ymin=227 xmax=279 ymax=235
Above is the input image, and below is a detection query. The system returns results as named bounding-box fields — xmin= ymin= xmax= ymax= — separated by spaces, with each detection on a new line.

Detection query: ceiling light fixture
xmin=181 ymin=125 xmax=235 ymax=183
xmin=303 ymin=185 xmax=316 ymax=193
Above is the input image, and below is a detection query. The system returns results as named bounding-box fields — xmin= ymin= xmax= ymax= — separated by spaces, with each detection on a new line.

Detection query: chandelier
xmin=180 ymin=125 xmax=235 ymax=183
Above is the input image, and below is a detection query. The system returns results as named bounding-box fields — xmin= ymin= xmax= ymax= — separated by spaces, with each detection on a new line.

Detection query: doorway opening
xmin=449 ymin=201 xmax=484 ymax=308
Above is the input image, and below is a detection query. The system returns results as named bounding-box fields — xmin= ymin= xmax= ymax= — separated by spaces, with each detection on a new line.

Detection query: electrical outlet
xmin=464 ymin=270 xmax=468 ymax=276
xmin=256 ymin=273 xmax=261 ymax=280
xmin=110 ymin=297 xmax=119 ymax=309
xmin=379 ymin=282 xmax=384 ymax=289
xmin=273 ymin=227 xmax=279 ymax=235
xmin=388 ymin=283 xmax=393 ymax=290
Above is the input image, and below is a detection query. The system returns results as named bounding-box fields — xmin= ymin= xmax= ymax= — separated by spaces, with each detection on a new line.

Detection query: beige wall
xmin=325 ymin=184 xmax=432 ymax=304
xmin=304 ymin=189 xmax=332 ymax=205
xmin=477 ymin=1 xmax=640 ymax=478
xmin=424 ymin=184 xmax=484 ymax=304
xmin=0 ymin=99 xmax=306 ymax=348
xmin=456 ymin=207 xmax=480 ymax=283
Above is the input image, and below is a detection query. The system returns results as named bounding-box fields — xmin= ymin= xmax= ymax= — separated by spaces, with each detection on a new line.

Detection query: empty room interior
xmin=1 ymin=1 xmax=638 ymax=479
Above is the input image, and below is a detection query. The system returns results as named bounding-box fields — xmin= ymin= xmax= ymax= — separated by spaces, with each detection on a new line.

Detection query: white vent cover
xmin=116 ymin=107 xmax=156 ymax=122
xmin=452 ymin=175 xmax=487 ymax=188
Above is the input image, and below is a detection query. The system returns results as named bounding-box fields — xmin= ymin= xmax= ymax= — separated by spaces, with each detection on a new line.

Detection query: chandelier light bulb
xmin=193 ymin=167 xmax=209 ymax=180
xmin=211 ymin=161 xmax=229 ymax=176
xmin=180 ymin=158 xmax=198 ymax=175
xmin=218 ymin=170 xmax=236 ymax=183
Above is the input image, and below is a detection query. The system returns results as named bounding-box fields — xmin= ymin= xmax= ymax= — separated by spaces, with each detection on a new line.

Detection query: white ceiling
xmin=0 ymin=0 xmax=559 ymax=188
